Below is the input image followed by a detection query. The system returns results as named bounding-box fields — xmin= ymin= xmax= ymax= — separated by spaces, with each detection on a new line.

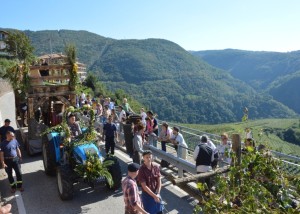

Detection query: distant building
xmin=38 ymin=53 xmax=87 ymax=82
xmin=0 ymin=30 xmax=8 ymax=50
xmin=77 ymin=62 xmax=87 ymax=82
xmin=0 ymin=30 xmax=10 ymax=58
xmin=38 ymin=53 xmax=68 ymax=64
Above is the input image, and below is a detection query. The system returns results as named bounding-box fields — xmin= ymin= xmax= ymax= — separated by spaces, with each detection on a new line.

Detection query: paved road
xmin=0 ymin=144 xmax=196 ymax=214
xmin=0 ymin=91 xmax=17 ymax=129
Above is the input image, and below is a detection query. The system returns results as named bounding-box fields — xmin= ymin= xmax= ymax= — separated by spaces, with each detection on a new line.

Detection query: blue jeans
xmin=141 ymin=191 xmax=163 ymax=214
xmin=161 ymin=141 xmax=168 ymax=152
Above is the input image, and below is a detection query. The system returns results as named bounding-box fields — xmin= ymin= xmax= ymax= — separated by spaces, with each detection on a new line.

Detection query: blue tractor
xmin=42 ymin=109 xmax=122 ymax=200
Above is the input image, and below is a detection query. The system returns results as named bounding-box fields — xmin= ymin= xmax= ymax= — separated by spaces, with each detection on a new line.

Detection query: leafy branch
xmin=65 ymin=44 xmax=79 ymax=89
xmin=74 ymin=153 xmax=114 ymax=187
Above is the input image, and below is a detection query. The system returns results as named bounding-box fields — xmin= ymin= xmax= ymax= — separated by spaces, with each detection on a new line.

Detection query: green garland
xmin=65 ymin=44 xmax=79 ymax=89
xmin=42 ymin=106 xmax=97 ymax=148
xmin=193 ymin=108 xmax=300 ymax=213
xmin=194 ymin=148 xmax=300 ymax=213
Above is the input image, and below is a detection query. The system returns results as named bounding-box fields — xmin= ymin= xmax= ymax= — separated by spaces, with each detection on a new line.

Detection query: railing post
xmin=231 ymin=134 xmax=241 ymax=166
xmin=231 ymin=134 xmax=241 ymax=186
xmin=178 ymin=168 xmax=184 ymax=178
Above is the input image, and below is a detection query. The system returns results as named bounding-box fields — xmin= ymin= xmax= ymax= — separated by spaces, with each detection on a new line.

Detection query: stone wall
xmin=0 ymin=78 xmax=16 ymax=129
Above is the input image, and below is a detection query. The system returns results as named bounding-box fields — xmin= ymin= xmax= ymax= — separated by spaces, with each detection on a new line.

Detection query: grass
xmin=182 ymin=118 xmax=300 ymax=156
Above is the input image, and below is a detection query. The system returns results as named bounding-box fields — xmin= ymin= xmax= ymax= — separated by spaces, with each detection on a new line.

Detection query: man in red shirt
xmin=138 ymin=150 xmax=163 ymax=214
xmin=122 ymin=163 xmax=149 ymax=214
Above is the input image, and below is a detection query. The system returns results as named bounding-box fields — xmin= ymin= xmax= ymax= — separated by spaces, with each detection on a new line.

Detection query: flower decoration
xmin=74 ymin=153 xmax=114 ymax=186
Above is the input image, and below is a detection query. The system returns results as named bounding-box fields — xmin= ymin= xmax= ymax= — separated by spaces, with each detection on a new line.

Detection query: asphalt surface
xmin=0 ymin=144 xmax=196 ymax=214
xmin=0 ymin=91 xmax=17 ymax=129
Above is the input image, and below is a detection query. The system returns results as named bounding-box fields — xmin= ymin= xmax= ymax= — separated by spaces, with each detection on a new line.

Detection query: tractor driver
xmin=68 ymin=113 xmax=82 ymax=139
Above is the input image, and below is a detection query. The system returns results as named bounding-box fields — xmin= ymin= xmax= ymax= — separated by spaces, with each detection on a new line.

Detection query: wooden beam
xmin=29 ymin=64 xmax=72 ymax=70
xmin=27 ymin=97 xmax=34 ymax=119
xmin=30 ymin=76 xmax=70 ymax=81
xmin=27 ymin=91 xmax=76 ymax=98
xmin=171 ymin=165 xmax=230 ymax=185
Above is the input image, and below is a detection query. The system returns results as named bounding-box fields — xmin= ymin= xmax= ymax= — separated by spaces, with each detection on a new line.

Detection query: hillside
xmin=191 ymin=49 xmax=300 ymax=89
xmin=267 ymin=71 xmax=300 ymax=114
xmin=21 ymin=30 xmax=297 ymax=123
xmin=192 ymin=49 xmax=300 ymax=114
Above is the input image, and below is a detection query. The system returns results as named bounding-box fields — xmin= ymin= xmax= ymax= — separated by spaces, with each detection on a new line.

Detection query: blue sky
xmin=2 ymin=0 xmax=300 ymax=52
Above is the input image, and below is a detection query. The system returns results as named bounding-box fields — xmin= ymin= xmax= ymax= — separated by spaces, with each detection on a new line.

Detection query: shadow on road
xmin=1 ymin=147 xmax=196 ymax=213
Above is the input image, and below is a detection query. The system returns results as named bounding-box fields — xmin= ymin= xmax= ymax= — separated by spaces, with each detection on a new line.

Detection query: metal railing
xmin=157 ymin=120 xmax=300 ymax=175
xmin=144 ymin=145 xmax=196 ymax=177
xmin=79 ymin=113 xmax=300 ymax=176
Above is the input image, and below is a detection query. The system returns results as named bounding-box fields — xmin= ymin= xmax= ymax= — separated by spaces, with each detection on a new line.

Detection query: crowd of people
xmin=76 ymin=92 xmax=192 ymax=163
xmin=0 ymin=92 xmax=259 ymax=213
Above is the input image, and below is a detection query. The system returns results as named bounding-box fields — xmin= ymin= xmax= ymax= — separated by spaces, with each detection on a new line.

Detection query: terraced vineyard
xmin=158 ymin=118 xmax=300 ymax=175
xmin=183 ymin=118 xmax=300 ymax=156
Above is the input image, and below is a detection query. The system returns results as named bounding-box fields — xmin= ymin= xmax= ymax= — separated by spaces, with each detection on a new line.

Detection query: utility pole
xmin=49 ymin=38 xmax=53 ymax=54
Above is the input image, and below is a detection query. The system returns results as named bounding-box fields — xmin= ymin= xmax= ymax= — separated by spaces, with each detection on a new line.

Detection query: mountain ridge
xmin=192 ymin=49 xmax=300 ymax=114
xmin=17 ymin=29 xmax=298 ymax=123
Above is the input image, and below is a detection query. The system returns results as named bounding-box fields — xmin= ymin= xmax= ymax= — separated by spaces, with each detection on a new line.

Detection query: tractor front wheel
xmin=104 ymin=156 xmax=122 ymax=190
xmin=42 ymin=138 xmax=56 ymax=176
xmin=57 ymin=165 xmax=74 ymax=200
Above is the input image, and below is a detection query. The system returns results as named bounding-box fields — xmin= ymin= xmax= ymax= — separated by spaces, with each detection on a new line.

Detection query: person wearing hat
xmin=137 ymin=150 xmax=163 ymax=214
xmin=0 ymin=131 xmax=23 ymax=193
xmin=170 ymin=127 xmax=188 ymax=160
xmin=122 ymin=163 xmax=149 ymax=214
xmin=0 ymin=119 xmax=15 ymax=142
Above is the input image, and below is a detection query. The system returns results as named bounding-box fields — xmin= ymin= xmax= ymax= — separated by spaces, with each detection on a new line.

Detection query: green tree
xmin=0 ymin=58 xmax=17 ymax=77
xmin=84 ymin=73 xmax=98 ymax=91
xmin=5 ymin=31 xmax=34 ymax=62
xmin=194 ymin=148 xmax=300 ymax=213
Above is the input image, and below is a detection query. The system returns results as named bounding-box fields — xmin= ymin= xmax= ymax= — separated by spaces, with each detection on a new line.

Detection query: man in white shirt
xmin=80 ymin=91 xmax=86 ymax=107
xmin=170 ymin=127 xmax=188 ymax=160
xmin=117 ymin=106 xmax=127 ymax=145
xmin=118 ymin=106 xmax=126 ymax=123
xmin=140 ymin=108 xmax=147 ymax=127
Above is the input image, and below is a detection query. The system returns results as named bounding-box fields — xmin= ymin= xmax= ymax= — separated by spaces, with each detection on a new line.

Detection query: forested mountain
xmin=192 ymin=49 xmax=300 ymax=114
xmin=19 ymin=30 xmax=297 ymax=123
